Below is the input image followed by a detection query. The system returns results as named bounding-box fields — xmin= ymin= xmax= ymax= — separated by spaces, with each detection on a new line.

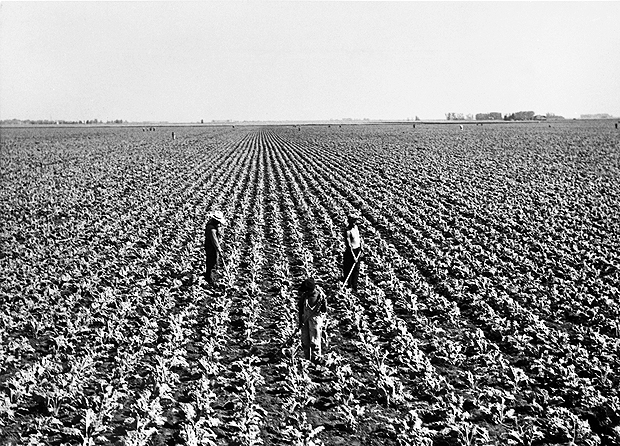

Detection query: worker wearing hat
xmin=343 ymin=211 xmax=364 ymax=291
xmin=204 ymin=211 xmax=227 ymax=287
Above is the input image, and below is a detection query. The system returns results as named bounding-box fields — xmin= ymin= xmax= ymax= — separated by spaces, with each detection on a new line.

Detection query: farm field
xmin=1 ymin=122 xmax=619 ymax=445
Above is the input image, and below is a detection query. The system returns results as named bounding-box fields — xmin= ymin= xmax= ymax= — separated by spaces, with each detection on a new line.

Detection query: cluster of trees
xmin=503 ymin=111 xmax=535 ymax=121
xmin=0 ymin=119 xmax=126 ymax=125
xmin=449 ymin=111 xmax=535 ymax=121
xmin=445 ymin=111 xmax=566 ymax=121
xmin=504 ymin=112 xmax=566 ymax=121
xmin=475 ymin=112 xmax=503 ymax=120
xmin=580 ymin=113 xmax=613 ymax=119
xmin=545 ymin=113 xmax=565 ymax=121
xmin=445 ymin=112 xmax=474 ymax=121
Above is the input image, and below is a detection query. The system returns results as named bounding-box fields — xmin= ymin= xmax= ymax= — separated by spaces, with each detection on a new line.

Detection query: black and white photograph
xmin=1 ymin=1 xmax=619 ymax=445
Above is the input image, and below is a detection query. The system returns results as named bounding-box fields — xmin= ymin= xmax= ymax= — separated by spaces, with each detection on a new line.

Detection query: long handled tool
xmin=340 ymin=252 xmax=361 ymax=291
xmin=283 ymin=325 xmax=302 ymax=349
xmin=218 ymin=252 xmax=232 ymax=288
xmin=220 ymin=252 xmax=228 ymax=273
xmin=281 ymin=310 xmax=313 ymax=349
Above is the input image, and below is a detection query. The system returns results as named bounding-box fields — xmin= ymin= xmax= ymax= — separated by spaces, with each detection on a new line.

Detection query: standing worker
xmin=297 ymin=277 xmax=328 ymax=362
xmin=343 ymin=212 xmax=363 ymax=291
xmin=204 ymin=211 xmax=226 ymax=287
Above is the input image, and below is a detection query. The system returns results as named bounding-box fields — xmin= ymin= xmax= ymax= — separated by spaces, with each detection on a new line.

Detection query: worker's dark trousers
xmin=343 ymin=248 xmax=361 ymax=291
xmin=301 ymin=314 xmax=325 ymax=362
xmin=205 ymin=249 xmax=219 ymax=284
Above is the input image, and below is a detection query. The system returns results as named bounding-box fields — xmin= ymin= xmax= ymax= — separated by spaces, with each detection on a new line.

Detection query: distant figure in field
xmin=343 ymin=212 xmax=364 ymax=291
xmin=616 ymin=123 xmax=618 ymax=129
xmin=459 ymin=124 xmax=464 ymax=130
xmin=204 ymin=211 xmax=227 ymax=287
xmin=172 ymin=131 xmax=176 ymax=140
xmin=297 ymin=277 xmax=328 ymax=362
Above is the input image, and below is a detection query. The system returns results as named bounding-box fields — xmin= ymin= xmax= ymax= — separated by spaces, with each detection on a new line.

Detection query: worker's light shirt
xmin=347 ymin=225 xmax=361 ymax=250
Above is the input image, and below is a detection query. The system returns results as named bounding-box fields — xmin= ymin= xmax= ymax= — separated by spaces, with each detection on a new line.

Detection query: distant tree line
xmin=445 ymin=111 xmax=566 ymax=121
xmin=0 ymin=119 xmax=126 ymax=125
xmin=475 ymin=112 xmax=503 ymax=120
xmin=503 ymin=112 xmax=566 ymax=121
xmin=545 ymin=113 xmax=565 ymax=121
xmin=503 ymin=111 xmax=535 ymax=121
xmin=580 ymin=113 xmax=613 ymax=119
xmin=445 ymin=113 xmax=474 ymax=121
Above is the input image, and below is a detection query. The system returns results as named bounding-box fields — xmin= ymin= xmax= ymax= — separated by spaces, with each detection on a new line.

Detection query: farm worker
xmin=204 ymin=211 xmax=226 ymax=286
xmin=343 ymin=211 xmax=364 ymax=291
xmin=297 ymin=277 xmax=328 ymax=362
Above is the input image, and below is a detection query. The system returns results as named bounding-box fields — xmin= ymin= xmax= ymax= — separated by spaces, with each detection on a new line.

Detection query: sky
xmin=1 ymin=1 xmax=619 ymax=122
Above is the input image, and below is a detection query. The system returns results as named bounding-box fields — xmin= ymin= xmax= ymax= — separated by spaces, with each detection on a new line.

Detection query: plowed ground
xmin=1 ymin=122 xmax=619 ymax=445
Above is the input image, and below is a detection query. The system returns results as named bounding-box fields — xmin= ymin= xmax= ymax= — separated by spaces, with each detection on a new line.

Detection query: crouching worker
xmin=297 ymin=277 xmax=328 ymax=362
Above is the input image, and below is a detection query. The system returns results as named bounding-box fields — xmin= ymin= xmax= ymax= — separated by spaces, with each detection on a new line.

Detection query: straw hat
xmin=208 ymin=210 xmax=227 ymax=225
